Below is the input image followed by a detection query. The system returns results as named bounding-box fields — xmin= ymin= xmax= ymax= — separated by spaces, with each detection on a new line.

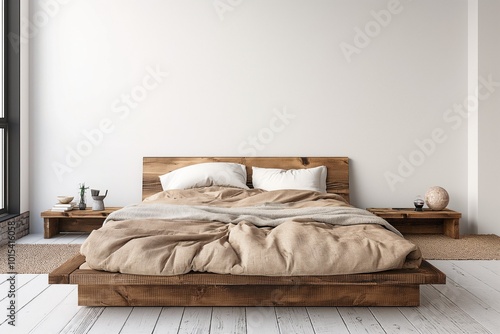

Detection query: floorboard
xmin=7 ymin=275 xmax=49 ymax=314
xmin=369 ymin=307 xmax=419 ymax=334
xmin=211 ymin=307 xmax=246 ymax=334
xmin=28 ymin=289 xmax=82 ymax=334
xmin=151 ymin=307 xmax=184 ymax=334
xmin=1 ymin=234 xmax=499 ymax=333
xmin=12 ymin=285 xmax=76 ymax=333
xmin=177 ymin=307 xmax=212 ymax=334
xmin=476 ymin=260 xmax=500 ymax=275
xmin=86 ymin=307 xmax=133 ymax=334
xmin=337 ymin=307 xmax=386 ymax=334
xmin=451 ymin=261 xmax=500 ymax=293
xmin=246 ymin=307 xmax=280 ymax=334
xmin=431 ymin=262 xmax=500 ymax=334
xmin=275 ymin=307 xmax=315 ymax=334
xmin=120 ymin=307 xmax=162 ymax=334
xmin=15 ymin=233 xmax=45 ymax=244
xmin=307 ymin=307 xmax=349 ymax=334
xmin=59 ymin=307 xmax=105 ymax=334
xmin=420 ymin=285 xmax=490 ymax=334
xmin=434 ymin=261 xmax=500 ymax=313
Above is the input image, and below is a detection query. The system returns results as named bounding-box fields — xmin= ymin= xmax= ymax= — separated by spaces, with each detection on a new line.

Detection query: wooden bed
xmin=49 ymin=157 xmax=446 ymax=307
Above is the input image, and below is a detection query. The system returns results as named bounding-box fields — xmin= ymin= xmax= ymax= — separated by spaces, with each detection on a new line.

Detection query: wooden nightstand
xmin=41 ymin=207 xmax=122 ymax=239
xmin=367 ymin=208 xmax=461 ymax=239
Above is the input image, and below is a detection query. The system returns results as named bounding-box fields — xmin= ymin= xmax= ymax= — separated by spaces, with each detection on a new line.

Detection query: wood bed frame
xmin=49 ymin=157 xmax=446 ymax=307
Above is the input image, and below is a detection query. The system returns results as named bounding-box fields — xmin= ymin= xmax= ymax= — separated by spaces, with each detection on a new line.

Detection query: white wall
xmin=29 ymin=0 xmax=469 ymax=234
xmin=478 ymin=0 xmax=500 ymax=235
xmin=21 ymin=0 xmax=30 ymax=213
xmin=467 ymin=0 xmax=478 ymax=234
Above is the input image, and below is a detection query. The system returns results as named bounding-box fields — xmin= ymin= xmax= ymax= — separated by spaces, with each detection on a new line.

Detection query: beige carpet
xmin=0 ymin=244 xmax=81 ymax=274
xmin=0 ymin=235 xmax=499 ymax=274
xmin=406 ymin=234 xmax=500 ymax=260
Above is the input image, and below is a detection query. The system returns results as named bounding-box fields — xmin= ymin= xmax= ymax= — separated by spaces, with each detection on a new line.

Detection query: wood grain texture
xmin=44 ymin=218 xmax=60 ymax=239
xmin=41 ymin=207 xmax=122 ymax=239
xmin=142 ymin=157 xmax=349 ymax=203
xmin=49 ymin=254 xmax=86 ymax=284
xmin=77 ymin=284 xmax=421 ymax=307
xmin=49 ymin=255 xmax=445 ymax=307
xmin=41 ymin=207 xmax=123 ymax=218
xmin=443 ymin=218 xmax=460 ymax=239
xmin=65 ymin=261 xmax=445 ymax=286
xmin=366 ymin=208 xmax=461 ymax=219
xmin=367 ymin=208 xmax=461 ymax=239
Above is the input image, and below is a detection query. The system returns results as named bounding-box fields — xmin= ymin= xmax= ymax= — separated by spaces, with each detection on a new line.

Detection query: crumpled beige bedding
xmin=80 ymin=187 xmax=422 ymax=276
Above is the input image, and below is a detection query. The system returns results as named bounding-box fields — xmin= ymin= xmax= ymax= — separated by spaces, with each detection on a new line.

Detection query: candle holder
xmin=414 ymin=195 xmax=424 ymax=211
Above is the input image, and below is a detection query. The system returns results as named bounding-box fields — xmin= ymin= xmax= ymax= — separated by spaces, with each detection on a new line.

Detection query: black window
xmin=2 ymin=0 xmax=21 ymax=216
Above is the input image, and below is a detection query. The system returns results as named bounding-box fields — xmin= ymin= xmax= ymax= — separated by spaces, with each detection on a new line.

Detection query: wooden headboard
xmin=143 ymin=157 xmax=350 ymax=203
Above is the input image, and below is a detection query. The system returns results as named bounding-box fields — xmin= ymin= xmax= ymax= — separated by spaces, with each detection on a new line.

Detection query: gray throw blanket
xmin=105 ymin=202 xmax=402 ymax=236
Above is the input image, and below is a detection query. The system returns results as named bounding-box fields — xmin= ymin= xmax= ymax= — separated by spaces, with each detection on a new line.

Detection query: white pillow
xmin=160 ymin=162 xmax=249 ymax=190
xmin=252 ymin=166 xmax=327 ymax=193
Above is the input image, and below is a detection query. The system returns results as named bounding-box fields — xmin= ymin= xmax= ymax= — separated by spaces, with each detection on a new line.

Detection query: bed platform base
xmin=49 ymin=255 xmax=445 ymax=307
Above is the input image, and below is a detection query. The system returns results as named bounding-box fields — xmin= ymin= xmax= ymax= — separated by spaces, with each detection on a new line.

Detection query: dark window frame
xmin=2 ymin=0 xmax=21 ymax=216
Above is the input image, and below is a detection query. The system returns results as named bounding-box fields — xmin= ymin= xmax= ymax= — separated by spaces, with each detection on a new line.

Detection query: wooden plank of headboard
xmin=143 ymin=157 xmax=350 ymax=203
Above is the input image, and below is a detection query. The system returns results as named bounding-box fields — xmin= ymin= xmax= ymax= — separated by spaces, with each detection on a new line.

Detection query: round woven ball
xmin=424 ymin=186 xmax=449 ymax=210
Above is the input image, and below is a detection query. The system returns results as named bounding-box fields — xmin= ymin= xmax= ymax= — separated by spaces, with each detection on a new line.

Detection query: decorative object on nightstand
xmin=78 ymin=183 xmax=89 ymax=210
xmin=91 ymin=189 xmax=108 ymax=211
xmin=57 ymin=196 xmax=74 ymax=204
xmin=51 ymin=196 xmax=76 ymax=212
xmin=413 ymin=195 xmax=424 ymax=211
xmin=424 ymin=186 xmax=449 ymax=210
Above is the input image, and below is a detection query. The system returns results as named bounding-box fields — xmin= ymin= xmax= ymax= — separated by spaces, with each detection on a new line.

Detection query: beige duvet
xmin=80 ymin=187 xmax=422 ymax=276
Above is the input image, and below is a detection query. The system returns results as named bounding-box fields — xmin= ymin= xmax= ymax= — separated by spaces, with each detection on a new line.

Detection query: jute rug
xmin=0 ymin=244 xmax=81 ymax=274
xmin=406 ymin=234 xmax=500 ymax=260
xmin=0 ymin=234 xmax=498 ymax=274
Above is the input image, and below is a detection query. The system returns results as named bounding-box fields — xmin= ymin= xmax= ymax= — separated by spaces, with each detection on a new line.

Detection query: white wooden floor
xmin=1 ymin=233 xmax=500 ymax=334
